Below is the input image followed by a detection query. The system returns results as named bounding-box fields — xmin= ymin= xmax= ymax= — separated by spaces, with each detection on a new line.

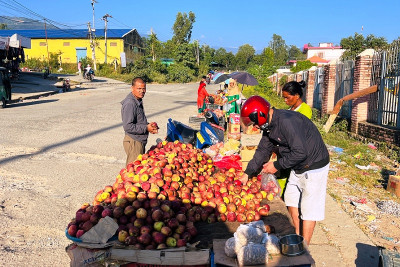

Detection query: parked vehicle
xmin=0 ymin=67 xmax=12 ymax=108
xmin=63 ymin=78 xmax=71 ymax=92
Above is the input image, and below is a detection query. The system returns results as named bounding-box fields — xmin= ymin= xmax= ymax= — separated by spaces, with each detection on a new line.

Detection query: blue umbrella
xmin=212 ymin=72 xmax=224 ymax=81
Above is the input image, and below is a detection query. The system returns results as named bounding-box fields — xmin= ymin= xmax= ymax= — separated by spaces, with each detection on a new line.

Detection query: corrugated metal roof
xmin=0 ymin=29 xmax=136 ymax=39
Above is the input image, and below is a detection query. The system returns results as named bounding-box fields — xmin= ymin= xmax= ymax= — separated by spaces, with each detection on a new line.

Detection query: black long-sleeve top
xmin=244 ymin=109 xmax=330 ymax=177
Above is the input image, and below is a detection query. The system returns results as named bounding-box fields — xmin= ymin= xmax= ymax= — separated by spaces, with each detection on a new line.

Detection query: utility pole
xmin=90 ymin=0 xmax=97 ymax=31
xmin=196 ymin=40 xmax=200 ymax=66
xmin=44 ymin=19 xmax=50 ymax=67
xmin=150 ymin=28 xmax=155 ymax=62
xmin=89 ymin=0 xmax=97 ymax=70
xmin=102 ymin=13 xmax=112 ymax=64
xmin=87 ymin=22 xmax=97 ymax=70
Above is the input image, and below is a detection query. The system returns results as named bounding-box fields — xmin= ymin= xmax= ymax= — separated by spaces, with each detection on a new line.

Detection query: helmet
xmin=240 ymin=96 xmax=271 ymax=128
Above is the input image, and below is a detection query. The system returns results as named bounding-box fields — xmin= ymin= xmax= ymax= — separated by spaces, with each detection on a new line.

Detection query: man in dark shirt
xmin=121 ymin=77 xmax=158 ymax=166
xmin=239 ymin=96 xmax=330 ymax=245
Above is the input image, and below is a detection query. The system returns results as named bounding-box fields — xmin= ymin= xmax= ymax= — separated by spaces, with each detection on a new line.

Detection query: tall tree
xmin=172 ymin=11 xmax=196 ymax=45
xmin=288 ymin=45 xmax=305 ymax=61
xmin=235 ymin=44 xmax=255 ymax=70
xmin=214 ymin=48 xmax=227 ymax=66
xmin=175 ymin=42 xmax=196 ymax=69
xmin=148 ymin=30 xmax=161 ymax=62
xmin=0 ymin=23 xmax=7 ymax=30
xmin=268 ymin=34 xmax=288 ymax=67
xmin=340 ymin=33 xmax=388 ymax=60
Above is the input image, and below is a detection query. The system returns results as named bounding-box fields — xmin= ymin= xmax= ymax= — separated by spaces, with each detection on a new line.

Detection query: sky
xmin=2 ymin=0 xmax=399 ymax=53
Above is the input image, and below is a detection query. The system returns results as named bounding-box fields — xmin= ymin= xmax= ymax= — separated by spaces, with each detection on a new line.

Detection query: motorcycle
xmin=62 ymin=78 xmax=71 ymax=92
xmin=83 ymin=69 xmax=95 ymax=81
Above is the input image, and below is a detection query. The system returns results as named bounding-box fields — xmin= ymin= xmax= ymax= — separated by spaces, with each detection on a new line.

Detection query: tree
xmin=172 ymin=11 xmax=196 ymax=45
xmin=0 ymin=23 xmax=7 ymax=30
xmin=269 ymin=34 xmax=288 ymax=67
xmin=290 ymin=60 xmax=317 ymax=73
xmin=214 ymin=48 xmax=228 ymax=67
xmin=148 ymin=31 xmax=161 ymax=62
xmin=174 ymin=42 xmax=196 ymax=69
xmin=288 ymin=45 xmax=305 ymax=61
xmin=159 ymin=40 xmax=176 ymax=59
xmin=235 ymin=44 xmax=255 ymax=70
xmin=340 ymin=33 xmax=388 ymax=60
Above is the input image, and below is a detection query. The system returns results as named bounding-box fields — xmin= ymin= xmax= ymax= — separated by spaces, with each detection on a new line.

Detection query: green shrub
xmin=166 ymin=63 xmax=195 ymax=83
xmin=279 ymin=75 xmax=288 ymax=86
xmin=20 ymin=58 xmax=45 ymax=70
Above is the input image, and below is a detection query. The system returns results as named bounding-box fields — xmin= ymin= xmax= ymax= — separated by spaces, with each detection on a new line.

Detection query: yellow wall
xmin=24 ymin=38 xmax=124 ymax=64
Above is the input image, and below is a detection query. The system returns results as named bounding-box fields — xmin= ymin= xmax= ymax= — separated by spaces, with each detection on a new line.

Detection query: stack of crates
xmin=188 ymin=116 xmax=205 ymax=130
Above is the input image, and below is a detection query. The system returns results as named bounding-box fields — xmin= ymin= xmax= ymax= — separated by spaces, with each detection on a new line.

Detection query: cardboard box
xmin=242 ymin=161 xmax=249 ymax=170
xmin=241 ymin=146 xmax=257 ymax=161
xmin=387 ymin=175 xmax=400 ymax=197
xmin=229 ymin=113 xmax=241 ymax=124
xmin=228 ymin=123 xmax=240 ymax=134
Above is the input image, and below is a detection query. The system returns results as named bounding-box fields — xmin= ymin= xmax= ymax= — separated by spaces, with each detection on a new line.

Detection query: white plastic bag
xmin=237 ymin=243 xmax=268 ymax=266
xmin=247 ymin=220 xmax=266 ymax=233
xmin=234 ymin=224 xmax=264 ymax=246
xmin=224 ymin=237 xmax=242 ymax=258
xmin=262 ymin=233 xmax=281 ymax=255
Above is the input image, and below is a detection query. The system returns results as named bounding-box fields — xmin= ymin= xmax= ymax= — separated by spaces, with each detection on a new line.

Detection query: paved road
xmin=0 ymin=73 xmax=379 ymax=266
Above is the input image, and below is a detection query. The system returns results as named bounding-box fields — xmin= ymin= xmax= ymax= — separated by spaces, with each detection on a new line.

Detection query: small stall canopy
xmin=0 ymin=37 xmax=9 ymax=50
xmin=9 ymin=34 xmax=31 ymax=49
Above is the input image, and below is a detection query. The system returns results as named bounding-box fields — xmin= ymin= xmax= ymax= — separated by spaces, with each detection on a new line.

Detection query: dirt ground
xmin=327 ymin=146 xmax=400 ymax=251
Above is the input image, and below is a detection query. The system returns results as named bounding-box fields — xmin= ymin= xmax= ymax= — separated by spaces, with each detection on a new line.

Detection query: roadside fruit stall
xmin=65 ymin=119 xmax=314 ymax=266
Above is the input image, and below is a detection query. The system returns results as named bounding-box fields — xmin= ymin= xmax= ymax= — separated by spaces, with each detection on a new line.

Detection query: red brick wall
xmin=358 ymin=122 xmax=400 ymax=146
xmin=306 ymin=70 xmax=315 ymax=107
xmin=322 ymin=63 xmax=336 ymax=114
xmin=351 ymin=52 xmax=374 ymax=133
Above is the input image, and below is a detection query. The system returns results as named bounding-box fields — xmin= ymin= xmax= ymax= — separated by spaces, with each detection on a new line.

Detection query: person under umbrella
xmin=226 ymin=78 xmax=241 ymax=115
xmin=197 ymin=76 xmax=209 ymax=113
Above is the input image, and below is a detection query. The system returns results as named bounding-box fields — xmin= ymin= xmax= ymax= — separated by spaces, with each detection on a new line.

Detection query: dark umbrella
xmin=214 ymin=73 xmax=231 ymax=84
xmin=230 ymin=72 xmax=258 ymax=86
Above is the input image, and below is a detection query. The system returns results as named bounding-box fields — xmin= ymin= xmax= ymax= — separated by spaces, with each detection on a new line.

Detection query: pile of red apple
xmin=67 ymin=141 xmax=271 ymax=249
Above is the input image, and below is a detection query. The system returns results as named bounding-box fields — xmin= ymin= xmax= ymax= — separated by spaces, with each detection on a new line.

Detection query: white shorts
xmin=284 ymin=164 xmax=329 ymax=221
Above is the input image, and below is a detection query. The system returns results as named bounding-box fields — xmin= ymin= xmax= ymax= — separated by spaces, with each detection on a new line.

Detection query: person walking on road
xmin=121 ymin=77 xmax=158 ymax=166
xmin=77 ymin=61 xmax=82 ymax=75
xmin=239 ymin=96 xmax=330 ymax=245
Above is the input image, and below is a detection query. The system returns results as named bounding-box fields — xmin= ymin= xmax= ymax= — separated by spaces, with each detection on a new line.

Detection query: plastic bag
xmin=247 ymin=220 xmax=266 ymax=233
xmin=261 ymin=173 xmax=281 ymax=200
xmin=224 ymin=237 xmax=242 ymax=258
xmin=234 ymin=224 xmax=264 ymax=247
xmin=262 ymin=233 xmax=280 ymax=255
xmin=237 ymin=243 xmax=268 ymax=266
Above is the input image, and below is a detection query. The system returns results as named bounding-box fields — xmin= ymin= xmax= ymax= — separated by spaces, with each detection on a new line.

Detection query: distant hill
xmin=0 ymin=16 xmax=57 ymax=30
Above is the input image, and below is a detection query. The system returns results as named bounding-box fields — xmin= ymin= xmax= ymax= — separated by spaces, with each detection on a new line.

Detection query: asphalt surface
xmin=0 ymin=72 xmax=379 ymax=266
